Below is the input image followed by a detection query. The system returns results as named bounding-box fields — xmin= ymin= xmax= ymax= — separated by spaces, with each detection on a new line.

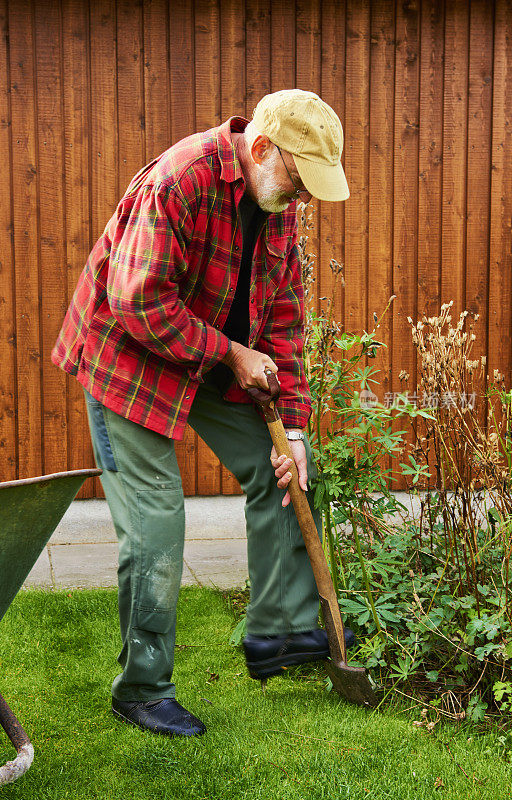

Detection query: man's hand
xmin=270 ymin=437 xmax=308 ymax=508
xmin=222 ymin=341 xmax=278 ymax=390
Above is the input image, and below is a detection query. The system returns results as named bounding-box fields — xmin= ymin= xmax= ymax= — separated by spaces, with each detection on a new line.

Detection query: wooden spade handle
xmin=265 ymin=415 xmax=348 ymax=664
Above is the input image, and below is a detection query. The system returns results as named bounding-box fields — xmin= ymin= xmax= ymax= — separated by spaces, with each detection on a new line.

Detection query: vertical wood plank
xmin=465 ymin=0 xmax=493 ymax=412
xmin=169 ymin=0 xmax=197 ymax=493
xmin=90 ymin=0 xmax=118 ymax=497
xmin=220 ymin=0 xmax=245 ymax=494
xmin=270 ymin=0 xmax=296 ymax=92
xmin=90 ymin=1 xmax=118 ymax=236
xmin=220 ymin=0 xmax=245 ymax=119
xmin=344 ymin=1 xmax=370 ymax=337
xmin=194 ymin=0 xmax=222 ymax=494
xmin=441 ymin=0 xmax=469 ymax=316
xmin=368 ymin=0 xmax=395 ymax=478
xmin=117 ymin=0 xmax=145 ymax=192
xmin=416 ymin=0 xmax=444 ymax=488
xmin=320 ymin=0 xmax=346 ymax=322
xmin=34 ymin=0 xmax=68 ymax=477
xmin=296 ymin=0 xmax=321 ymax=93
xmin=195 ymin=0 xmax=220 ymax=131
xmin=9 ymin=0 xmax=42 ymax=478
xmin=488 ymin=0 xmax=512 ymax=389
xmin=417 ymin=0 xmax=443 ymax=321
xmin=143 ymin=0 xmax=171 ymax=161
xmin=296 ymin=0 xmax=322 ymax=311
xmin=316 ymin=0 xmax=347 ymax=449
xmin=61 ymin=0 xmax=95 ymax=497
xmin=0 ymin=0 xmax=16 ymax=480
xmin=169 ymin=0 xmax=195 ymax=144
xmin=180 ymin=425 xmax=198 ymax=497
xmin=245 ymin=0 xmax=271 ymax=116
xmin=391 ymin=0 xmax=420 ymax=490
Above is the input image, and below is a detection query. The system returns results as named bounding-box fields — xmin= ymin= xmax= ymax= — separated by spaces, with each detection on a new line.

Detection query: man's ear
xmin=250 ymin=135 xmax=272 ymax=165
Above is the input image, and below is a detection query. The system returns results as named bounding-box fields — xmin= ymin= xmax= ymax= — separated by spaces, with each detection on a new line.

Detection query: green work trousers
xmin=84 ymin=381 xmax=321 ymax=702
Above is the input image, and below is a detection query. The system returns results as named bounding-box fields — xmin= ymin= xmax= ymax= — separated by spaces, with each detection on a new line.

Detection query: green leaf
xmin=378 ymin=609 xmax=401 ymax=624
xmin=466 ymin=696 xmax=488 ymax=722
xmin=229 ymin=616 xmax=247 ymax=646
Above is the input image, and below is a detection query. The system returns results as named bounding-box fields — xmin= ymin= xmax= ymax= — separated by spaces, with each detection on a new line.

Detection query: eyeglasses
xmin=276 ymin=146 xmax=309 ymax=199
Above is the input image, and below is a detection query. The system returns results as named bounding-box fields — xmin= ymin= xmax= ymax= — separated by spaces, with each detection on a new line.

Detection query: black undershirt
xmin=206 ymin=194 xmax=268 ymax=394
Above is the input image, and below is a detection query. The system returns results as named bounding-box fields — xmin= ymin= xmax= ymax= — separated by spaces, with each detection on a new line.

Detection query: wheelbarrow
xmin=0 ymin=468 xmax=101 ymax=785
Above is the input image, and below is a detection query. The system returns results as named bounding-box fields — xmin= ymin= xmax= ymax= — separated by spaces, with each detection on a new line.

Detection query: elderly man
xmin=52 ymin=89 xmax=351 ymax=738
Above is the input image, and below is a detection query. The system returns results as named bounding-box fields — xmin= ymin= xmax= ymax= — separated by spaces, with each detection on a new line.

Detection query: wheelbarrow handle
xmin=247 ymin=371 xmax=348 ymax=664
xmin=0 ymin=692 xmax=34 ymax=786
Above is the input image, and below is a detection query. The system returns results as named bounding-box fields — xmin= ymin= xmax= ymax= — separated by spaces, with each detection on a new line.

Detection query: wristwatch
xmin=285 ymin=430 xmax=305 ymax=441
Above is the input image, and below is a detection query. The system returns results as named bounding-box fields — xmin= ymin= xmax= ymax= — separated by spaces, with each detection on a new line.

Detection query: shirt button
xmin=185 ymin=395 xmax=190 ymax=400
xmin=234 ymin=245 xmax=240 ymax=251
xmin=229 ymin=287 xmax=234 ymax=292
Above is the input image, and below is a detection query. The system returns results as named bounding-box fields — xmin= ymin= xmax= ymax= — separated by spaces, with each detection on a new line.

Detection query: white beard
xmin=252 ymin=149 xmax=292 ymax=213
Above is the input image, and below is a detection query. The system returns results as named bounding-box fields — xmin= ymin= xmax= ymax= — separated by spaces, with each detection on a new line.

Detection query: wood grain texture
xmin=465 ymin=0 xmax=493 ymax=418
xmin=34 ymin=0 xmax=68 ymax=477
xmin=417 ymin=0 xmax=444 ymax=489
xmin=368 ymin=0 xmax=395 ymax=478
xmin=117 ymin=0 xmax=145 ymax=191
xmin=0 ymin=0 xmax=509 ymax=495
xmin=270 ymin=0 xmax=296 ymax=92
xmin=195 ymin=0 xmax=222 ymax=495
xmin=320 ymin=0 xmax=346 ymax=322
xmin=169 ymin=0 xmax=195 ymax=144
xmin=391 ymin=0 xmax=420 ymax=490
xmin=179 ymin=423 xmax=197 ymax=497
xmin=296 ymin=0 xmax=322 ymax=313
xmin=220 ymin=0 xmax=245 ymax=119
xmin=488 ymin=0 xmax=512 ymax=389
xmin=90 ymin=0 xmax=118 ymax=497
xmin=169 ymin=0 xmax=197 ymax=492
xmin=9 ymin=0 xmax=42 ymax=478
xmin=61 ymin=0 xmax=95 ymax=497
xmin=441 ymin=0 xmax=469 ymax=317
xmin=0 ymin=0 xmax=16 ymax=480
xmin=344 ymin=1 xmax=370 ymax=337
xmin=220 ymin=0 xmax=244 ymax=494
xmin=143 ymin=0 xmax=171 ymax=161
xmin=418 ymin=0 xmax=443 ymax=322
xmin=245 ymin=0 xmax=270 ymax=116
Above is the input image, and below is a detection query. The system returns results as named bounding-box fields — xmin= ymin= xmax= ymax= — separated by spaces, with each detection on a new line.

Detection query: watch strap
xmin=285 ymin=430 xmax=305 ymax=441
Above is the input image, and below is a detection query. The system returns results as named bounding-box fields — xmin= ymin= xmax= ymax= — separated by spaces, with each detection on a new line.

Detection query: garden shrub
xmin=300 ymin=204 xmax=512 ymax=722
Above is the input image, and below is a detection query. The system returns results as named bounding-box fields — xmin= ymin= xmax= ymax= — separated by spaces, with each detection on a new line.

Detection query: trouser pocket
xmin=132 ymin=484 xmax=185 ymax=635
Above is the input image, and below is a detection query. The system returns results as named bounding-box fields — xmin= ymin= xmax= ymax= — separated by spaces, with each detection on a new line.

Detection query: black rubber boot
xmin=243 ymin=627 xmax=355 ymax=680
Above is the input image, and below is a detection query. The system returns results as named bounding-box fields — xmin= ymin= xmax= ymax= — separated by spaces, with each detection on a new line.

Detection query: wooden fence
xmin=0 ymin=0 xmax=510 ymax=497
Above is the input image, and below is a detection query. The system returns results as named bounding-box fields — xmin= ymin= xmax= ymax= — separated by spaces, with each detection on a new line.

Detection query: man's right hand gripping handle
xmin=221 ymin=341 xmax=278 ymax=391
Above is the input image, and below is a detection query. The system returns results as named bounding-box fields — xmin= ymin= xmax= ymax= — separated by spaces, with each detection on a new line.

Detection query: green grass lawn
xmin=0 ymin=587 xmax=510 ymax=799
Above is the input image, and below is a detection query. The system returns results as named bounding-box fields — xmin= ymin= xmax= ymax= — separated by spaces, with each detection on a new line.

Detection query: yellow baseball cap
xmin=252 ymin=89 xmax=349 ymax=202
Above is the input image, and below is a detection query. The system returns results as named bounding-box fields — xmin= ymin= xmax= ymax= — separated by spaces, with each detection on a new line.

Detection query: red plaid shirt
xmin=52 ymin=117 xmax=312 ymax=439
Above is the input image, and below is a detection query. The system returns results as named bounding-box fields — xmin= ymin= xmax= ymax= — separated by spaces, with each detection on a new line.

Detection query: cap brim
xmin=293 ymin=155 xmax=350 ymax=202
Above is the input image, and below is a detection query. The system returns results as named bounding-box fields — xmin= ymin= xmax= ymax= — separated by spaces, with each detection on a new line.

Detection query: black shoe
xmin=112 ymin=698 xmax=206 ymax=737
xmin=243 ymin=627 xmax=355 ymax=680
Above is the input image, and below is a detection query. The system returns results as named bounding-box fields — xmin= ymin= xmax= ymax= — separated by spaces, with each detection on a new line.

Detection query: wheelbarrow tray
xmin=0 ymin=468 xmax=101 ymax=785
xmin=0 ymin=469 xmax=101 ymax=623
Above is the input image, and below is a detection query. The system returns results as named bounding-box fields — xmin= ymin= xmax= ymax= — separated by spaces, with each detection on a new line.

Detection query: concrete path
xmin=23 ymin=492 xmax=421 ymax=592
xmin=24 ymin=496 xmax=249 ymax=592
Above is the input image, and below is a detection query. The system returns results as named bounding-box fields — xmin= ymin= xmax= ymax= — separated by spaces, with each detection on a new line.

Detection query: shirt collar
xmin=217 ymin=116 xmax=249 ymax=184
